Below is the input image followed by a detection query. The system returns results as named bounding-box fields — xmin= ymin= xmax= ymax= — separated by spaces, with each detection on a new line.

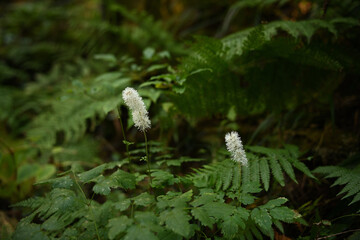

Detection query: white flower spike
xmin=225 ymin=131 xmax=248 ymax=166
xmin=122 ymin=87 xmax=151 ymax=132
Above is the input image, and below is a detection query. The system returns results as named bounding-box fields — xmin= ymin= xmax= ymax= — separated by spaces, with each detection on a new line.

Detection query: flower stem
xmin=72 ymin=171 xmax=101 ymax=240
xmin=144 ymin=131 xmax=153 ymax=193
xmin=238 ymin=162 xmax=242 ymax=203
xmin=117 ymin=107 xmax=131 ymax=161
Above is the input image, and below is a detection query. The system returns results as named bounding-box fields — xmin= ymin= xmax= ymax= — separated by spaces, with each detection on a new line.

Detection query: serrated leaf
xmin=115 ymin=199 xmax=131 ymax=211
xmin=268 ymin=155 xmax=285 ymax=186
xmin=273 ymin=220 xmax=284 ymax=233
xmin=124 ymin=225 xmax=157 ymax=240
xmin=133 ymin=192 xmax=155 ymax=206
xmin=202 ymin=202 xmax=235 ymax=219
xmin=108 ymin=216 xmax=133 ymax=240
xmin=157 ymin=190 xmax=193 ymax=209
xmin=222 ymin=164 xmax=233 ymax=191
xmin=35 ymin=175 xmax=74 ymax=189
xmin=221 ymin=216 xmax=239 ymax=239
xmin=160 ymin=209 xmax=191 ymax=237
xmin=232 ymin=163 xmax=241 ymax=191
xmin=13 ymin=223 xmax=50 ymax=240
xmin=92 ymin=169 xmax=136 ymax=195
xmin=78 ymin=163 xmax=116 ymax=182
xmin=92 ymin=175 xmax=112 ymax=195
xmin=291 ymin=159 xmax=316 ymax=179
xmin=261 ymin=197 xmax=288 ymax=209
xmin=251 ymin=208 xmax=272 ymax=235
xmin=278 ymin=155 xmax=297 ymax=183
xmin=191 ymin=208 xmax=214 ymax=227
xmin=191 ymin=193 xmax=217 ymax=207
xmin=157 ymin=230 xmax=182 ymax=240
xmin=151 ymin=170 xmax=179 ymax=188
xmin=170 ymin=190 xmax=193 ymax=208
xmin=269 ymin=207 xmax=295 ymax=223
xmin=250 ymin=157 xmax=260 ymax=186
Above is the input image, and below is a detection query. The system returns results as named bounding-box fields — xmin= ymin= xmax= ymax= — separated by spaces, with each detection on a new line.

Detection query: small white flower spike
xmin=122 ymin=87 xmax=151 ymax=132
xmin=225 ymin=131 xmax=248 ymax=166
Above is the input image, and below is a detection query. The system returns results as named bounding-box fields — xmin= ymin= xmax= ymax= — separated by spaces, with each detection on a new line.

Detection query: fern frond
xmin=27 ymin=71 xmax=130 ymax=148
xmin=188 ymin=145 xmax=313 ymax=193
xmin=314 ymin=165 xmax=360 ymax=206
xmin=168 ymin=18 xmax=357 ymax=117
xmin=223 ymin=18 xmax=359 ymax=57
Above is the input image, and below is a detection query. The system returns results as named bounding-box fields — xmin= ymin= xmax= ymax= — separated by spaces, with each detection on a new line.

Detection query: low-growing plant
xmin=12 ymin=87 xmax=313 ymax=240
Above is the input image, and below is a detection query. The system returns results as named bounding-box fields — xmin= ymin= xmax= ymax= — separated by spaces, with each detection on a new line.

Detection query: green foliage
xmin=12 ymin=142 xmax=305 ymax=239
xmin=2 ymin=1 xmax=359 ymax=239
xmin=314 ymin=165 xmax=360 ymax=208
xmin=189 ymin=145 xmax=314 ymax=193
xmin=166 ymin=18 xmax=359 ymax=117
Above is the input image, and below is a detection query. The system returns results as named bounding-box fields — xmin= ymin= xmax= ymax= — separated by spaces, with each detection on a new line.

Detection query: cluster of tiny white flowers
xmin=225 ymin=131 xmax=248 ymax=166
xmin=122 ymin=87 xmax=151 ymax=132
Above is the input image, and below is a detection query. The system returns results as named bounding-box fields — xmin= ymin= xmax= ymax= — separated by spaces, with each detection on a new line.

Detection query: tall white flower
xmin=225 ymin=131 xmax=248 ymax=166
xmin=122 ymin=87 xmax=151 ymax=132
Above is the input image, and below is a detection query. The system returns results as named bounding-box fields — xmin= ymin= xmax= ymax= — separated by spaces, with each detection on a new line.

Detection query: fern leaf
xmin=259 ymin=158 xmax=271 ymax=191
xmin=314 ymin=166 xmax=360 ymax=206
xmin=278 ymin=155 xmax=297 ymax=183
xmin=222 ymin=163 xmax=233 ymax=190
xmin=268 ymin=155 xmax=285 ymax=186
xmin=250 ymin=156 xmax=261 ymax=186
xmin=231 ymin=163 xmax=241 ymax=191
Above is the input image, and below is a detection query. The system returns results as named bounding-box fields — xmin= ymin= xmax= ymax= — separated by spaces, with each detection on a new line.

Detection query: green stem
xmin=144 ymin=131 xmax=153 ymax=192
xmin=89 ymin=204 xmax=101 ymax=240
xmin=238 ymin=162 xmax=242 ymax=204
xmin=117 ymin=107 xmax=131 ymax=161
xmin=72 ymin=171 xmax=101 ymax=240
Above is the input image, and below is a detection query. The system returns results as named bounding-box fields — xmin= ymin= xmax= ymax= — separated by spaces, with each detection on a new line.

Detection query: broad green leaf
xmin=78 ymin=163 xmax=116 ymax=182
xmin=115 ymin=199 xmax=131 ymax=211
xmin=191 ymin=193 xmax=217 ymax=207
xmin=191 ymin=208 xmax=214 ymax=227
xmin=261 ymin=197 xmax=288 ymax=209
xmin=151 ymin=170 xmax=179 ymax=188
xmin=202 ymin=202 xmax=235 ymax=219
xmin=273 ymin=220 xmax=284 ymax=233
xmin=170 ymin=190 xmax=193 ymax=208
xmin=108 ymin=216 xmax=133 ymax=240
xmin=251 ymin=208 xmax=272 ymax=235
xmin=92 ymin=169 xmax=136 ymax=195
xmin=17 ymin=163 xmax=41 ymax=183
xmin=160 ymin=208 xmax=191 ymax=237
xmin=13 ymin=223 xmax=50 ymax=240
xmin=221 ymin=216 xmax=238 ymax=239
xmin=133 ymin=192 xmax=155 ymax=207
xmin=269 ymin=207 xmax=295 ymax=223
xmin=124 ymin=225 xmax=157 ymax=240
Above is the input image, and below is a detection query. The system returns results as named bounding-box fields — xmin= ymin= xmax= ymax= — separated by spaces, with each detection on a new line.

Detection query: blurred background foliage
xmin=0 ymin=0 xmax=359 ymax=239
